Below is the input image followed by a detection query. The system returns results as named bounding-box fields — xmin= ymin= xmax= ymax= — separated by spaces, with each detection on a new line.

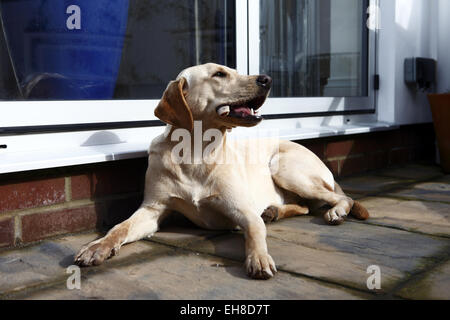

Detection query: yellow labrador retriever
xmin=75 ymin=63 xmax=369 ymax=279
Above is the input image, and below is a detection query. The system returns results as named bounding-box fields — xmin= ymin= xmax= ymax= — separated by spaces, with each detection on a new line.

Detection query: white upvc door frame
xmin=235 ymin=0 xmax=249 ymax=75
xmin=247 ymin=0 xmax=378 ymax=116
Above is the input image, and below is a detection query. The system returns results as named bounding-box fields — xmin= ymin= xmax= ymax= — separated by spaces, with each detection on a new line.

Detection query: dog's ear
xmin=154 ymin=77 xmax=193 ymax=131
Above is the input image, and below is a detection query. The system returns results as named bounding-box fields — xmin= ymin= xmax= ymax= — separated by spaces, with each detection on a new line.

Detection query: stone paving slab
xmin=386 ymin=175 xmax=450 ymax=203
xmin=395 ymin=260 xmax=450 ymax=300
xmin=186 ymin=216 xmax=450 ymax=293
xmin=0 ymin=232 xmax=169 ymax=297
xmin=13 ymin=251 xmax=370 ymax=300
xmin=356 ymin=197 xmax=450 ymax=237
xmin=375 ymin=164 xmax=444 ymax=181
xmin=338 ymin=175 xmax=413 ymax=195
xmin=267 ymin=217 xmax=450 ymax=276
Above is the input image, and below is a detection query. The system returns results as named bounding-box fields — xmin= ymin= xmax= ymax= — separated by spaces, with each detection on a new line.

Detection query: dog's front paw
xmin=74 ymin=238 xmax=118 ymax=267
xmin=324 ymin=207 xmax=347 ymax=225
xmin=245 ymin=252 xmax=277 ymax=280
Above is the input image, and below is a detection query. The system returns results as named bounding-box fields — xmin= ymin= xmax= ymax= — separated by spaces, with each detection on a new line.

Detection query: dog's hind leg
xmin=270 ymin=142 xmax=364 ymax=225
xmin=273 ymin=177 xmax=353 ymax=225
xmin=261 ymin=204 xmax=309 ymax=223
xmin=75 ymin=206 xmax=166 ymax=266
xmin=334 ymin=182 xmax=369 ymax=220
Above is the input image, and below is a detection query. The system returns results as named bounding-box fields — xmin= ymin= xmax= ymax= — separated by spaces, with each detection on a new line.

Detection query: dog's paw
xmin=74 ymin=238 xmax=118 ymax=267
xmin=245 ymin=252 xmax=277 ymax=280
xmin=324 ymin=207 xmax=347 ymax=225
xmin=262 ymin=206 xmax=279 ymax=223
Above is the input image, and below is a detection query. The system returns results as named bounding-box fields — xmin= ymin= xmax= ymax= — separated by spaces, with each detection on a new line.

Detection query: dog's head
xmin=155 ymin=63 xmax=272 ymax=131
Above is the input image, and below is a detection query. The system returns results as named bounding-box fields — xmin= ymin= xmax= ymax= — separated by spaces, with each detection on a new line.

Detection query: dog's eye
xmin=213 ymin=71 xmax=227 ymax=78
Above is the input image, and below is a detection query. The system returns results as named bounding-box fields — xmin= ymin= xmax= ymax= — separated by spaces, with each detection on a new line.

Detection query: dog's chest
xmin=186 ymin=180 xmax=209 ymax=208
xmin=170 ymin=172 xmax=237 ymax=229
xmin=175 ymin=166 xmax=221 ymax=204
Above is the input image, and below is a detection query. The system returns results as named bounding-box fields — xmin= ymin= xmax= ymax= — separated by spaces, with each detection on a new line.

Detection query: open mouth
xmin=216 ymin=95 xmax=266 ymax=122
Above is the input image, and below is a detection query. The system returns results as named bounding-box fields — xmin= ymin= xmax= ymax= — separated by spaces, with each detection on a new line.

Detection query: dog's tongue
xmin=234 ymin=106 xmax=251 ymax=116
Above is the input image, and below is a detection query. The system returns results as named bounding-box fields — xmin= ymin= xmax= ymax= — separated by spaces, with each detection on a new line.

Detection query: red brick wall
xmin=300 ymin=123 xmax=435 ymax=177
xmin=0 ymin=123 xmax=436 ymax=249
xmin=0 ymin=158 xmax=147 ymax=248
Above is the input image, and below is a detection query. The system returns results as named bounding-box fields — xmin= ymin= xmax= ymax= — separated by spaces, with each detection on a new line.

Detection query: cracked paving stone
xmin=12 ymin=251 xmax=371 ymax=300
xmin=0 ymin=232 xmax=169 ymax=296
xmin=395 ymin=261 xmax=450 ymax=300
xmin=186 ymin=215 xmax=450 ymax=293
xmin=356 ymin=197 xmax=450 ymax=237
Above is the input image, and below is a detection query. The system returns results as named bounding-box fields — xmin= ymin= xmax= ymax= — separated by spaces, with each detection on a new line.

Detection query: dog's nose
xmin=256 ymin=75 xmax=272 ymax=88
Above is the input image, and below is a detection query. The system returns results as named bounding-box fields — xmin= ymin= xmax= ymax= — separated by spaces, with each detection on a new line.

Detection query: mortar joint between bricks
xmin=326 ymin=153 xmax=366 ymax=162
xmin=14 ymin=215 xmax=22 ymax=246
xmin=6 ymin=199 xmax=94 ymax=218
xmin=65 ymin=177 xmax=72 ymax=202
xmin=3 ymin=191 xmax=143 ymax=218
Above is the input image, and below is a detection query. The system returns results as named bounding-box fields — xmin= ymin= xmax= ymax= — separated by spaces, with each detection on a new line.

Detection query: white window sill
xmin=0 ymin=142 xmax=150 ymax=174
xmin=0 ymin=121 xmax=398 ymax=174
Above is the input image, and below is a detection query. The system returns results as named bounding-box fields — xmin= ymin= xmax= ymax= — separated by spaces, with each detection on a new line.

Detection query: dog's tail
xmin=350 ymin=201 xmax=370 ymax=220
xmin=334 ymin=182 xmax=369 ymax=220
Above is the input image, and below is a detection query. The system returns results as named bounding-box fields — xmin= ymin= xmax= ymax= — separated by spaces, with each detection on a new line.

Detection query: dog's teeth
xmin=250 ymin=108 xmax=254 ymax=115
xmin=217 ymin=105 xmax=230 ymax=116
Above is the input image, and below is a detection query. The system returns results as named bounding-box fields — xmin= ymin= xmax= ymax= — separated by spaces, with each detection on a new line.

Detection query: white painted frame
xmin=248 ymin=0 xmax=378 ymax=115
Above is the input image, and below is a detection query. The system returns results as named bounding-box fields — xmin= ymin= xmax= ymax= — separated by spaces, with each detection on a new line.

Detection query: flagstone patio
xmin=0 ymin=163 xmax=449 ymax=300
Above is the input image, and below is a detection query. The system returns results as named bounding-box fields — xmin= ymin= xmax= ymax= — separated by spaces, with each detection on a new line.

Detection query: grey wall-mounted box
xmin=404 ymin=57 xmax=436 ymax=90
